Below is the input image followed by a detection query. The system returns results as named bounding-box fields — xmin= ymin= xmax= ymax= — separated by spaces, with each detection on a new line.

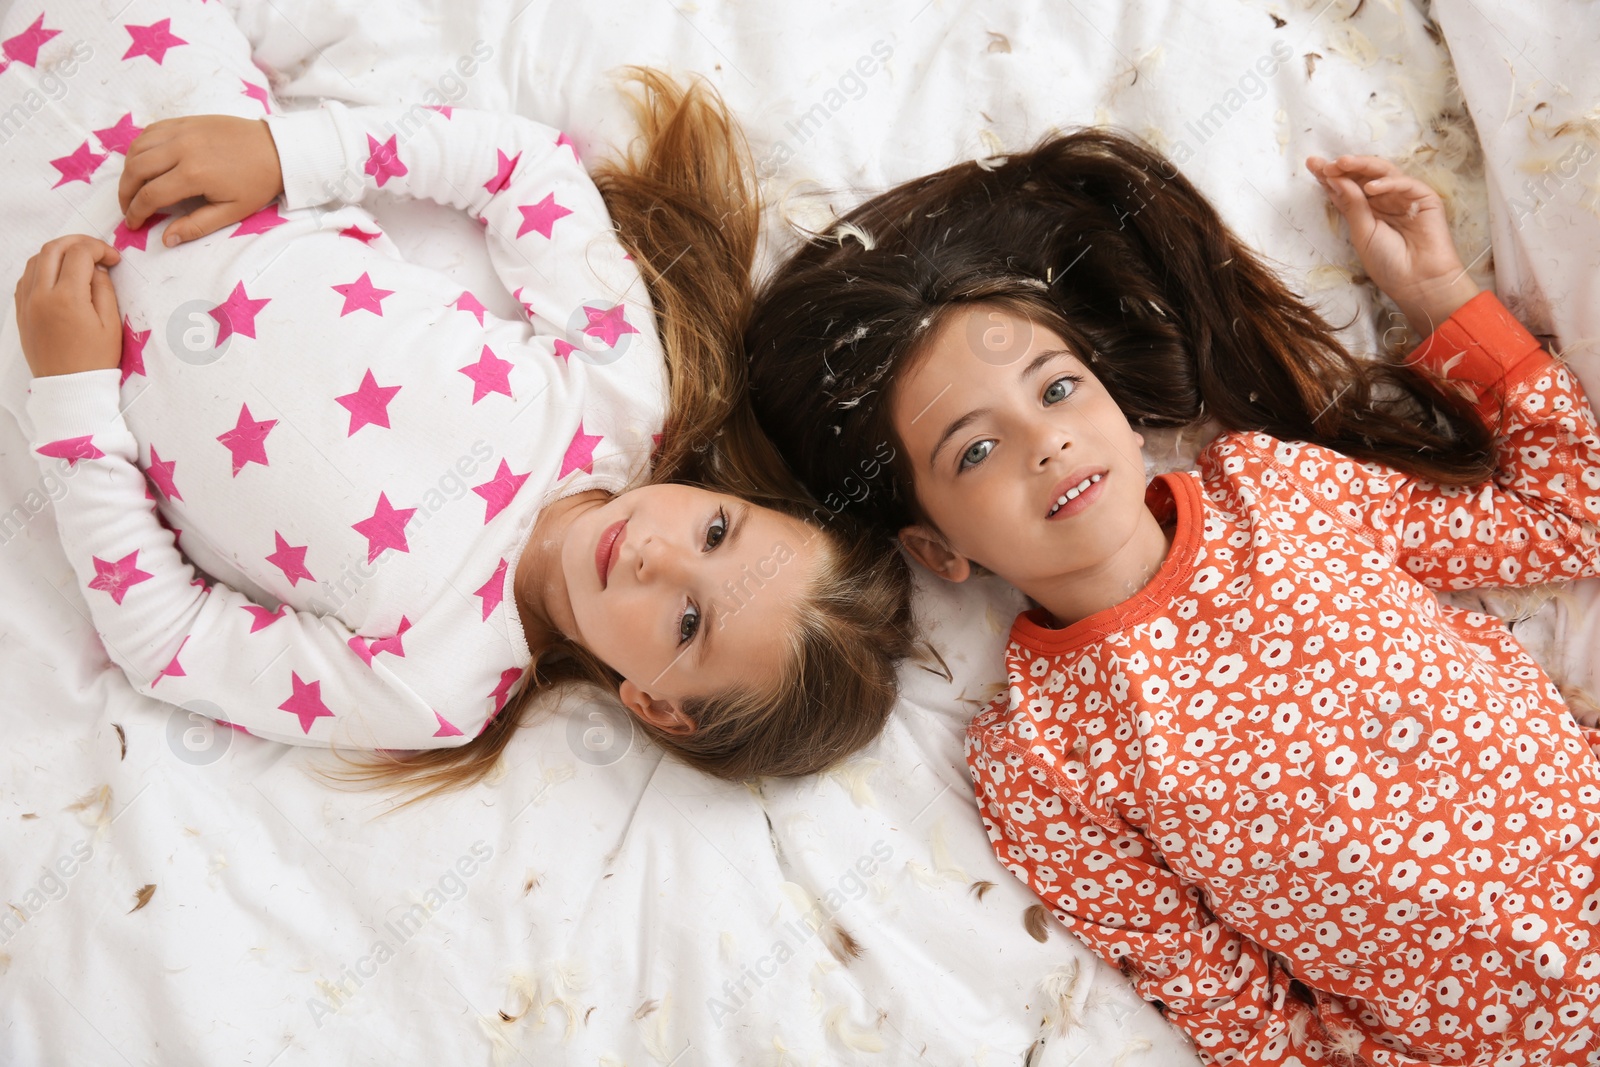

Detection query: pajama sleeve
xmin=967 ymin=735 xmax=1361 ymax=1065
xmin=26 ymin=370 xmax=463 ymax=750
xmin=262 ymin=102 xmax=652 ymax=352
xmin=1267 ymin=291 xmax=1600 ymax=590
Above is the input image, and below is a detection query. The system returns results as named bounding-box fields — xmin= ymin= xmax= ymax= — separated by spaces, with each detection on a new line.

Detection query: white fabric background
xmin=3 ymin=0 xmax=1598 ymax=1063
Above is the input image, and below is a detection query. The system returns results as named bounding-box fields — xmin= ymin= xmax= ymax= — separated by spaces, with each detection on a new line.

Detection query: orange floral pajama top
xmin=966 ymin=292 xmax=1600 ymax=1065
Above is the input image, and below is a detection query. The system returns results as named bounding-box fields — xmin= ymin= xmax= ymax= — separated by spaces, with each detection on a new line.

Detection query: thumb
xmin=89 ymin=265 xmax=120 ymax=329
xmin=164 ymin=202 xmax=246 ymax=247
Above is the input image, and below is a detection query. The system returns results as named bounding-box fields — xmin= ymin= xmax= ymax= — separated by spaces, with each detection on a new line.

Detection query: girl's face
xmin=555 ymin=484 xmax=815 ymax=726
xmin=889 ymin=305 xmax=1155 ymax=601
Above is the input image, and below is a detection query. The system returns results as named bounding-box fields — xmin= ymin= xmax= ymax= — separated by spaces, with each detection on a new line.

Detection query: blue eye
xmin=678 ymin=603 xmax=700 ymax=644
xmin=958 ymin=439 xmax=994 ymax=472
xmin=1044 ymin=375 xmax=1081 ymax=404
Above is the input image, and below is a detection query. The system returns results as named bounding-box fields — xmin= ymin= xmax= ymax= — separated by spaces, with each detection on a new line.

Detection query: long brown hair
xmin=743 ymin=128 xmax=1497 ymax=535
xmin=320 ymin=70 xmax=914 ymax=808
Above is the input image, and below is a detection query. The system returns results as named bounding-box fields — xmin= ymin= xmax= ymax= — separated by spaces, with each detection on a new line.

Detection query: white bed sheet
xmin=4 ymin=0 xmax=1598 ymax=1064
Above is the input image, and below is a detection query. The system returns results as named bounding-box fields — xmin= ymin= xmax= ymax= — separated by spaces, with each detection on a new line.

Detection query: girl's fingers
xmin=119 ymin=143 xmax=180 ymax=221
xmin=89 ymin=263 xmax=119 ymax=327
xmin=43 ymin=238 xmax=120 ymax=294
xmin=30 ymin=237 xmax=75 ymax=288
xmin=1328 ymin=173 xmax=1377 ymax=244
xmin=164 ymin=201 xmax=243 ymax=246
xmin=1331 ymin=154 xmax=1398 ymax=179
xmin=58 ymin=244 xmax=98 ymax=294
xmin=125 ymin=170 xmax=195 ymax=230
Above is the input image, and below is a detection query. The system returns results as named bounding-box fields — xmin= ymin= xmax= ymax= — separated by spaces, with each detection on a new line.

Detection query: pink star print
xmin=552 ymin=339 xmax=577 ymax=363
xmin=347 ymin=636 xmax=374 ymax=667
xmin=475 ymin=558 xmax=508 ymax=620
xmin=232 ymin=203 xmax=287 ymax=237
xmin=88 ymin=550 xmax=153 ymax=605
xmin=50 ymin=140 xmax=108 ymax=188
xmin=582 ymin=304 xmax=639 ymax=347
xmin=242 ymin=603 xmax=286 ymax=632
xmin=511 ymin=286 xmax=535 ymax=319
xmin=35 ymin=436 xmax=104 ymax=467
xmin=339 ymin=225 xmax=381 ymax=244
xmin=458 ymin=344 xmax=513 ymax=403
xmin=266 ymin=531 xmax=315 ymax=586
xmin=92 ymin=113 xmax=143 ymax=156
xmin=120 ymin=318 xmax=151 ymax=384
xmin=217 ymin=403 xmax=276 ymax=476
xmin=484 ymin=149 xmax=521 ymax=194
xmin=241 ymin=79 xmax=272 ymax=112
xmin=334 ymin=370 xmax=400 ymax=435
xmin=516 ymin=192 xmax=572 ymax=239
xmin=364 ymin=133 xmax=407 ymax=186
xmin=152 ymin=636 xmax=189 ymax=687
xmin=2 ymin=15 xmax=59 ymax=69
xmin=122 ymin=19 xmax=186 ymax=65
xmin=113 ymin=213 xmax=168 ymax=252
xmin=489 ymin=666 xmax=524 ymax=715
xmin=425 ymin=105 xmax=453 ymax=119
xmin=209 ymin=281 xmax=270 ymax=345
xmin=145 ymin=444 xmax=182 ymax=501
xmin=351 ymin=492 xmax=416 ymax=563
xmin=472 ymin=460 xmax=529 ymax=523
xmin=369 ymin=616 xmax=411 ymax=658
xmin=433 ymin=711 xmax=463 ymax=738
xmin=452 ymin=291 xmax=487 ymax=326
xmin=556 ymin=131 xmax=580 ymax=161
xmin=279 ymin=672 xmax=335 ymax=734
xmin=331 ymin=272 xmax=392 ymax=317
xmin=559 ymin=422 xmax=603 ymax=479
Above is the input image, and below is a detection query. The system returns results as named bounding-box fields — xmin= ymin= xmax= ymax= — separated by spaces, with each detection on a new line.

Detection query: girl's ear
xmin=898 ymin=524 xmax=973 ymax=583
xmin=618 ymin=681 xmax=695 ymax=736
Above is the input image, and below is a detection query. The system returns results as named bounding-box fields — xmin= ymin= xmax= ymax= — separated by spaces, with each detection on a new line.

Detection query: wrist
xmin=1401 ymin=274 xmax=1481 ymax=338
xmin=258 ymin=119 xmax=286 ymax=201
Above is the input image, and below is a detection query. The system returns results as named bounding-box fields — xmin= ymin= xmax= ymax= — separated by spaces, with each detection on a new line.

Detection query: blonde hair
xmin=319 ymin=70 xmax=915 ymax=808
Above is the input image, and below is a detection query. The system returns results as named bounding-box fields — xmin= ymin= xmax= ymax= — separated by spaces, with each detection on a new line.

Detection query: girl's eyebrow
xmin=927 ymin=348 xmax=1075 ymax=467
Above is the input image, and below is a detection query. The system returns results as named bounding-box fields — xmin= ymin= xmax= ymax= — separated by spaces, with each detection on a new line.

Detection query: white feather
xmin=1039 ymin=960 xmax=1082 ymax=1036
xmin=824 ymin=757 xmax=880 ymax=808
xmin=824 ymin=1005 xmax=885 ymax=1052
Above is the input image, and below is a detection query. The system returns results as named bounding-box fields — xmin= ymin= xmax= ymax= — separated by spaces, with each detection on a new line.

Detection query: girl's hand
xmin=119 ymin=116 xmax=285 ymax=247
xmin=1306 ymin=154 xmax=1481 ymax=337
xmin=14 ymin=235 xmax=124 ymax=378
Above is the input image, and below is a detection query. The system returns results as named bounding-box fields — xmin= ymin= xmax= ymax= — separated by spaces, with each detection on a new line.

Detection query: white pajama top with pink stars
xmin=26 ymin=99 xmax=665 ymax=748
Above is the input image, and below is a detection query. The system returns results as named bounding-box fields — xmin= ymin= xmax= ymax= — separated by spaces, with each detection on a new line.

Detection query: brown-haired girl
xmin=11 ymin=1 xmax=911 ymax=805
xmin=744 ymin=131 xmax=1600 ymax=1063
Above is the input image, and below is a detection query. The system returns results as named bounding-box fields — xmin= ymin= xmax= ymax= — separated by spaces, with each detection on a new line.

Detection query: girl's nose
xmin=633 ymin=533 xmax=688 ymax=584
xmin=1037 ymin=427 xmax=1072 ymax=467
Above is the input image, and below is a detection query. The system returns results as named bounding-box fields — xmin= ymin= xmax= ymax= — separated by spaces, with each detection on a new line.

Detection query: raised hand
xmin=1306 ymin=154 xmax=1481 ymax=338
xmin=14 ymin=235 xmax=123 ymax=377
xmin=119 ymin=116 xmax=286 ymax=248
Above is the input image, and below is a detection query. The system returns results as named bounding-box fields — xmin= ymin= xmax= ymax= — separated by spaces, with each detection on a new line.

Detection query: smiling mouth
xmin=1047 ymin=473 xmax=1103 ymax=518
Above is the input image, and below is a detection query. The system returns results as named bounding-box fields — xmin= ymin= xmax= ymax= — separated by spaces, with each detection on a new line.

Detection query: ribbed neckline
xmin=1009 ymin=470 xmax=1201 ymax=655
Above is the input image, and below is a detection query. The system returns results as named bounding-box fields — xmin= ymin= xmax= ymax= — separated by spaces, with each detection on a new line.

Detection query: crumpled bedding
xmin=4 ymin=0 xmax=1598 ymax=1063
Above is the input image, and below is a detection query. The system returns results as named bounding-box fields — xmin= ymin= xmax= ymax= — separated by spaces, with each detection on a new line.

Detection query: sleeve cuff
xmin=263 ymin=105 xmax=354 ymax=211
xmin=26 ymin=369 xmax=127 ymax=445
xmin=1407 ymin=290 xmax=1550 ymax=413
